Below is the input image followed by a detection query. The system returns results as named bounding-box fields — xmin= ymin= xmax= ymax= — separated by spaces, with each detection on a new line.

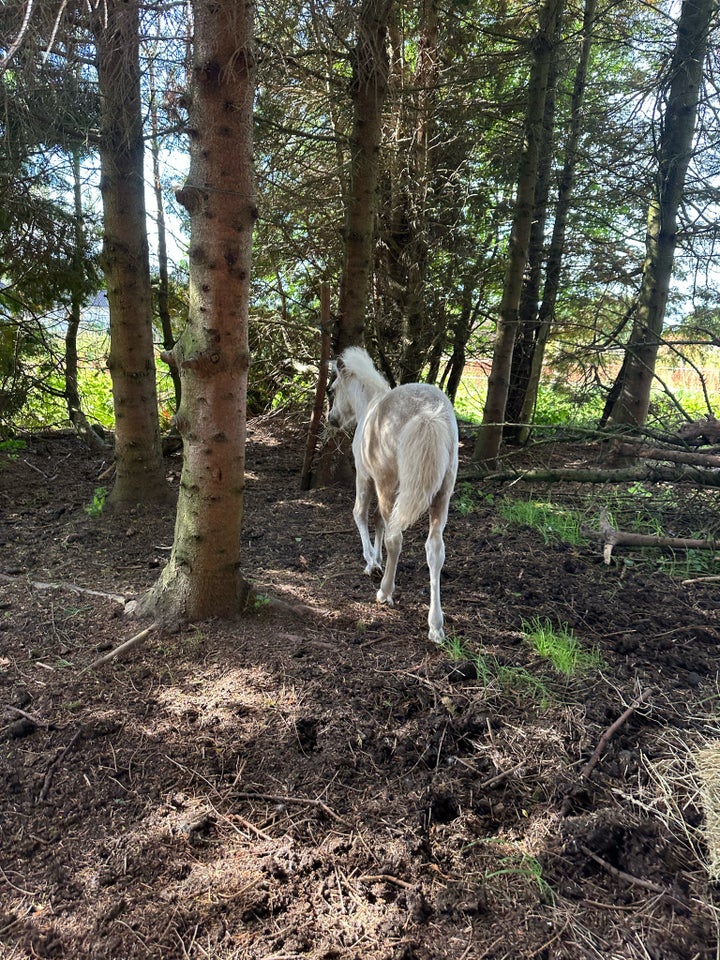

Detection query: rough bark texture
xmin=137 ymin=0 xmax=256 ymax=622
xmin=92 ymin=0 xmax=169 ymax=506
xmin=504 ymin=19 xmax=561 ymax=441
xmin=519 ymin=0 xmax=597 ymax=444
xmin=384 ymin=0 xmax=439 ymax=384
xmin=333 ymin=0 xmax=393 ymax=355
xmin=473 ymin=0 xmax=564 ymax=469
xmin=149 ymin=56 xmax=181 ymax=413
xmin=609 ymin=0 xmax=714 ymax=427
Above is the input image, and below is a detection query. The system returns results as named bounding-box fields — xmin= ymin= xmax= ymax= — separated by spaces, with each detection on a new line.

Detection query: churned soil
xmin=1 ymin=415 xmax=719 ymax=960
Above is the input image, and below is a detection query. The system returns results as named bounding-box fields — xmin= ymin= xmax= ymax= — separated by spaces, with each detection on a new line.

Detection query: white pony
xmin=327 ymin=347 xmax=458 ymax=644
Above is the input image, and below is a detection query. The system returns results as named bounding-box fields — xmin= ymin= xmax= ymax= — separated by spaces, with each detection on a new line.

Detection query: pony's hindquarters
xmin=387 ymin=400 xmax=458 ymax=540
xmin=371 ymin=388 xmax=457 ymax=643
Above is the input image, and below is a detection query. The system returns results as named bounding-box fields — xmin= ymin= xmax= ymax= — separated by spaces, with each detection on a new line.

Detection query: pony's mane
xmin=340 ymin=347 xmax=390 ymax=396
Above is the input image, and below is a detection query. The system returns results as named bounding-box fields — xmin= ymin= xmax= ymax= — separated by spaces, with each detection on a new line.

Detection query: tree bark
xmin=92 ymin=0 xmax=169 ymax=507
xmin=137 ymin=0 xmax=256 ymax=622
xmin=394 ymin=0 xmax=440 ymax=384
xmin=148 ymin=54 xmax=181 ymax=414
xmin=609 ymin=0 xmax=714 ymax=428
xmin=333 ymin=0 xmax=394 ymax=355
xmin=300 ymin=284 xmax=332 ymax=491
xmin=519 ymin=0 xmax=597 ymax=443
xmin=504 ymin=23 xmax=561 ymax=440
xmin=473 ymin=0 xmax=564 ymax=469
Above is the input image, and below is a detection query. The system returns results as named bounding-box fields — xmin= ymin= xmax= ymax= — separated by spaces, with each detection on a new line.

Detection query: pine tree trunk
xmin=333 ymin=0 xmax=393 ymax=355
xmin=473 ymin=0 xmax=564 ymax=468
xmin=609 ymin=0 xmax=713 ymax=428
xmin=504 ymin=36 xmax=560 ymax=441
xmin=148 ymin=55 xmax=181 ymax=413
xmin=92 ymin=0 xmax=169 ymax=506
xmin=137 ymin=0 xmax=256 ymax=622
xmin=516 ymin=0 xmax=597 ymax=443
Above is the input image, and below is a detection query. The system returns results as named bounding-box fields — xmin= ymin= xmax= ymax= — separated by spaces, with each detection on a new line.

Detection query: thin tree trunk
xmin=148 ymin=54 xmax=181 ymax=413
xmin=473 ymin=0 xmax=564 ymax=469
xmin=300 ymin=284 xmax=332 ymax=491
xmin=609 ymin=0 xmax=714 ymax=428
xmin=137 ymin=0 xmax=256 ymax=622
xmin=504 ymin=25 xmax=560 ymax=441
xmin=396 ymin=0 xmax=439 ymax=384
xmin=517 ymin=0 xmax=597 ymax=443
xmin=333 ymin=0 xmax=394 ymax=355
xmin=92 ymin=0 xmax=169 ymax=507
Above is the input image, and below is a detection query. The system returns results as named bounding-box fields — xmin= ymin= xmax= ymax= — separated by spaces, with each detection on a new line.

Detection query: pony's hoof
xmin=376 ymin=590 xmax=394 ymax=607
xmin=429 ymin=628 xmax=445 ymax=645
xmin=364 ymin=562 xmax=382 ymax=576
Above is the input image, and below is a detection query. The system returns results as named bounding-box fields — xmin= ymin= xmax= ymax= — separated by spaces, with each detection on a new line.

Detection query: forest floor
xmin=1 ymin=415 xmax=720 ymax=960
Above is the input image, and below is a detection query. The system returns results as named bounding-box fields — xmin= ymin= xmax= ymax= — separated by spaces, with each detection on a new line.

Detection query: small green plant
xmin=249 ymin=591 xmax=272 ymax=612
xmin=454 ymin=482 xmax=477 ymax=517
xmin=485 ymin=852 xmax=554 ymax=901
xmin=0 ymin=437 xmax=27 ymax=461
xmin=85 ymin=486 xmax=108 ymax=517
xmin=498 ymin=499 xmax=582 ymax=546
xmin=522 ymin=616 xmax=602 ymax=676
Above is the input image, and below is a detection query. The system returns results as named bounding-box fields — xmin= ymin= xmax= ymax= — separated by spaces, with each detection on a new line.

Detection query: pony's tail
xmin=387 ymin=412 xmax=452 ymax=538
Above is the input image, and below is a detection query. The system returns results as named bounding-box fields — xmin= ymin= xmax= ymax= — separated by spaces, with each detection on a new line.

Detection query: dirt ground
xmin=1 ymin=416 xmax=720 ymax=960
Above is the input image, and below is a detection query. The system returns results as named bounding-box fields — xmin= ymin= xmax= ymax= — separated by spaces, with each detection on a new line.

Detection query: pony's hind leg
xmin=353 ymin=473 xmax=382 ymax=575
xmin=426 ymin=498 xmax=449 ymax=644
xmin=376 ymin=491 xmax=400 ymax=606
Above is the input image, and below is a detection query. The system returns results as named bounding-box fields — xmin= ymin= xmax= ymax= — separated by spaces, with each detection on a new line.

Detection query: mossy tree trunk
xmin=137 ymin=0 xmax=256 ymax=623
xmin=92 ymin=0 xmax=169 ymax=506
xmin=608 ymin=0 xmax=714 ymax=428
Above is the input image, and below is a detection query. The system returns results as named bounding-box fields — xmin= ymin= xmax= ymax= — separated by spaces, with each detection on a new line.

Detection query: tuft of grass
xmin=441 ymin=633 xmax=551 ymax=704
xmin=454 ymin=481 xmax=494 ymax=517
xmin=522 ymin=617 xmax=603 ymax=676
xmin=498 ymin=499 xmax=583 ymax=546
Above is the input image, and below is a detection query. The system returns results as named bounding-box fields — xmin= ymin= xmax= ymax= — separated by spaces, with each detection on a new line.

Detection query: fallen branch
xmin=460 ymin=463 xmax=720 ymax=488
xmin=590 ymin=509 xmax=718 ymax=564
xmin=81 ymin=624 xmax=158 ymax=674
xmin=560 ymin=688 xmax=651 ymax=817
xmin=617 ymin=442 xmax=720 ymax=468
xmin=0 ymin=572 xmax=127 ymax=605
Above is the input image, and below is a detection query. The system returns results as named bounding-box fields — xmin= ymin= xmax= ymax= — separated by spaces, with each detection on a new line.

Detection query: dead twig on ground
xmin=0 ymin=572 xmax=127 ymax=605
xmin=233 ymin=790 xmax=351 ymax=826
xmin=358 ymin=873 xmax=415 ymax=889
xmin=81 ymin=624 xmax=158 ymax=673
xmin=560 ymin=688 xmax=651 ymax=816
xmin=38 ymin=728 xmax=82 ymax=802
xmin=2 ymin=705 xmax=54 ymax=729
xmin=587 ymin=509 xmax=719 ymax=565
xmin=579 ymin=843 xmax=668 ymax=897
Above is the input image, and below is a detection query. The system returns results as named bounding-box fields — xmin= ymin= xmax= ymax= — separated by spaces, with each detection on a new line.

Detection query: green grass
xmin=522 ymin=616 xmax=603 ymax=676
xmin=441 ymin=632 xmax=552 ymax=704
xmin=497 ymin=499 xmax=583 ymax=545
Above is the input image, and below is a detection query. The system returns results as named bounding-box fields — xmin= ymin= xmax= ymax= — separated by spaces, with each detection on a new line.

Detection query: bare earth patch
xmin=1 ymin=417 xmax=719 ymax=959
